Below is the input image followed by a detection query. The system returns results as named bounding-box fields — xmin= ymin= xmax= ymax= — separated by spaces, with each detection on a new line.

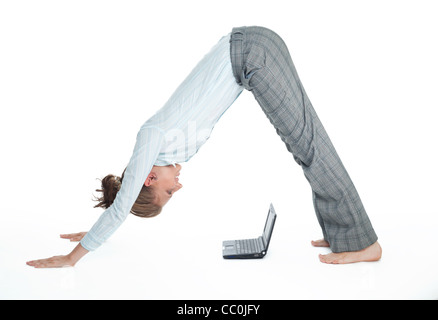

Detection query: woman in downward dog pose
xmin=27 ymin=26 xmax=381 ymax=268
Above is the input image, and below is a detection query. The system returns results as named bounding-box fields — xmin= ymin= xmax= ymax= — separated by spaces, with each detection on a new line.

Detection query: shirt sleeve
xmin=80 ymin=126 xmax=164 ymax=251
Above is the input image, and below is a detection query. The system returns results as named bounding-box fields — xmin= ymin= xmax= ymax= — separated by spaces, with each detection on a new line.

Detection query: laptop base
xmin=222 ymin=239 xmax=266 ymax=259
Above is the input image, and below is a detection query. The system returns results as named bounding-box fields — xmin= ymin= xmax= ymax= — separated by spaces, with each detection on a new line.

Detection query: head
xmin=94 ymin=164 xmax=183 ymax=218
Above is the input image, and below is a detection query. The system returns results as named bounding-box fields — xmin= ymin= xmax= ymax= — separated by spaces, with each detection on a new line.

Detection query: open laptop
xmin=222 ymin=203 xmax=277 ymax=259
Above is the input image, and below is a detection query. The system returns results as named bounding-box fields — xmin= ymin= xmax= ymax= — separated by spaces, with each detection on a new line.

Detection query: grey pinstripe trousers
xmin=230 ymin=26 xmax=377 ymax=252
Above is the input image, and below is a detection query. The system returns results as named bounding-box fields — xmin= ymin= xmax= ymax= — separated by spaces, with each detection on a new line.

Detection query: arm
xmin=26 ymin=127 xmax=164 ymax=268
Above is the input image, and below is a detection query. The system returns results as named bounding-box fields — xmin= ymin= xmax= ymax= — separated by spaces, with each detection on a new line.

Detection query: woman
xmin=26 ymin=26 xmax=381 ymax=268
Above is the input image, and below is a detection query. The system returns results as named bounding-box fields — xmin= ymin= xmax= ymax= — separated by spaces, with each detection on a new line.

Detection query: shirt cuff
xmin=80 ymin=232 xmax=102 ymax=252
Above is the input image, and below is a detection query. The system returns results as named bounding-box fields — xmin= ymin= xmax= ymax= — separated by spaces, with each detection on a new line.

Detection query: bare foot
xmin=311 ymin=239 xmax=330 ymax=247
xmin=318 ymin=241 xmax=382 ymax=264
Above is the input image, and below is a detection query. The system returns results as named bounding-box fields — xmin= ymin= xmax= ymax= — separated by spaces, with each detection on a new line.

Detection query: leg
xmin=230 ymin=27 xmax=380 ymax=261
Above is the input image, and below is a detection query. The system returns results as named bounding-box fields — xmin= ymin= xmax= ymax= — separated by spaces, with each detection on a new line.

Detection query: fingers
xmin=60 ymin=232 xmax=87 ymax=242
xmin=26 ymin=256 xmax=70 ymax=269
xmin=60 ymin=233 xmax=79 ymax=241
xmin=26 ymin=259 xmax=50 ymax=268
xmin=60 ymin=233 xmax=77 ymax=241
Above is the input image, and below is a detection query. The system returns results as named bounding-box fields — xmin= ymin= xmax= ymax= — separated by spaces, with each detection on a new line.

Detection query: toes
xmin=319 ymin=253 xmax=341 ymax=264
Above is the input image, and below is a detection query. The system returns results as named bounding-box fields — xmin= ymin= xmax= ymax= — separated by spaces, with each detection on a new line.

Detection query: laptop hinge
xmin=258 ymin=236 xmax=265 ymax=251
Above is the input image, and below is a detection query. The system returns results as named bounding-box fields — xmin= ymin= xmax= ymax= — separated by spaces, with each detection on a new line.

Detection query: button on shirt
xmin=81 ymin=33 xmax=243 ymax=251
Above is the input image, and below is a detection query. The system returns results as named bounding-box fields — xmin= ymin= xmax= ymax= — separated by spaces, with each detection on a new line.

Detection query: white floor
xmin=1 ymin=0 xmax=438 ymax=300
xmin=1 ymin=198 xmax=438 ymax=300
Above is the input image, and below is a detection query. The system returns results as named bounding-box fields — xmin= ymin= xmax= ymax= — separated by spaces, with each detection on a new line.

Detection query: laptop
xmin=222 ymin=203 xmax=277 ymax=259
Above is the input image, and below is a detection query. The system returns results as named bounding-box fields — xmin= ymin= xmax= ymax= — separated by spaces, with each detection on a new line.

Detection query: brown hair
xmin=93 ymin=168 xmax=162 ymax=218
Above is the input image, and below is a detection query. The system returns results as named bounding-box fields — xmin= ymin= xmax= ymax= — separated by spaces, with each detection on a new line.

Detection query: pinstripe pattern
xmin=230 ymin=26 xmax=378 ymax=252
xmin=150 ymin=33 xmax=243 ymax=165
xmin=81 ymin=128 xmax=164 ymax=251
xmin=81 ymin=33 xmax=243 ymax=251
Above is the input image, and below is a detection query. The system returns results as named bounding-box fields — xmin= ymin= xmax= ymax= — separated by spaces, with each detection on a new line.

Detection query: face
xmin=144 ymin=164 xmax=183 ymax=207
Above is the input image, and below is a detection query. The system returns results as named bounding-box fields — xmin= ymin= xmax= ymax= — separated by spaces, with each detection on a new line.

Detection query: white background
xmin=1 ymin=0 xmax=437 ymax=299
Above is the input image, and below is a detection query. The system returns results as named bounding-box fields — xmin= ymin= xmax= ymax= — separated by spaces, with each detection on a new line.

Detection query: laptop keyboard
xmin=236 ymin=238 xmax=261 ymax=254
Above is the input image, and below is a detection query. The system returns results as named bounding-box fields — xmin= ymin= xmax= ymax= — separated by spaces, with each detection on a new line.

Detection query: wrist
xmin=66 ymin=253 xmax=77 ymax=266
xmin=67 ymin=243 xmax=89 ymax=266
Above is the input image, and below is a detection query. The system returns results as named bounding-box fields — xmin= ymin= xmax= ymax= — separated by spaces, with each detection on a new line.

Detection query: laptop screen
xmin=262 ymin=204 xmax=277 ymax=248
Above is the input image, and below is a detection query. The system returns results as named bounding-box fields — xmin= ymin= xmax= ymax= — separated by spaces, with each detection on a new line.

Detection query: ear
xmin=144 ymin=172 xmax=157 ymax=187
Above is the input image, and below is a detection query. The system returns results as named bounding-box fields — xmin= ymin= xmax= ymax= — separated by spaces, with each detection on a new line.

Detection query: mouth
xmin=174 ymin=164 xmax=181 ymax=182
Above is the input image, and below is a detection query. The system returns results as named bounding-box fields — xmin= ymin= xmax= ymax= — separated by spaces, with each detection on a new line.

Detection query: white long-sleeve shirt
xmin=81 ymin=33 xmax=243 ymax=251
